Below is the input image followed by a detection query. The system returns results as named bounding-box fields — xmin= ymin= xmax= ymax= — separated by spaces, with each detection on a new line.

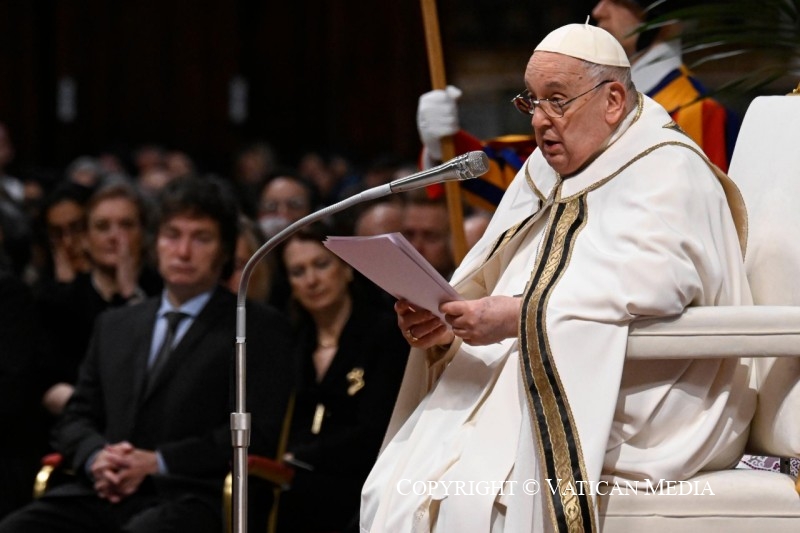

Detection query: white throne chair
xmin=599 ymin=92 xmax=800 ymax=532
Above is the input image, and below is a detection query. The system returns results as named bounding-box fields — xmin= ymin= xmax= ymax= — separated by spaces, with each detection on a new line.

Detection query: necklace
xmin=317 ymin=337 xmax=338 ymax=349
xmin=316 ymin=301 xmax=350 ymax=350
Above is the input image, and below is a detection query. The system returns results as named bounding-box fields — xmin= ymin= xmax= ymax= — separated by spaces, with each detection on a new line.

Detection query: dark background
xmin=0 ymin=0 xmax=600 ymax=180
xmin=3 ymin=0 xmax=786 ymax=183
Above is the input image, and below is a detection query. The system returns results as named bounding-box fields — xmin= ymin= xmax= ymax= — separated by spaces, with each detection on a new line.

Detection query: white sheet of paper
xmin=324 ymin=232 xmax=462 ymax=321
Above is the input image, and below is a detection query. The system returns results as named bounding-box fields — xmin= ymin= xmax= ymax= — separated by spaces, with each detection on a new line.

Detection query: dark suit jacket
xmin=50 ymin=286 xmax=293 ymax=506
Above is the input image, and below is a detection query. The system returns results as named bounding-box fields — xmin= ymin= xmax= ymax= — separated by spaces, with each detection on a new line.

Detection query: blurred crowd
xmin=0 ymin=119 xmax=491 ymax=531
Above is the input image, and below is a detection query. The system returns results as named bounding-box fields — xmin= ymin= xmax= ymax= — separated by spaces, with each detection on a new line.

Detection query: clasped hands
xmin=90 ymin=441 xmax=158 ymax=503
xmin=396 ymin=296 xmax=521 ymax=349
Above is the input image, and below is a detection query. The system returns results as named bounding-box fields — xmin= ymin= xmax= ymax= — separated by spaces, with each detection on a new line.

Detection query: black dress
xmin=277 ymin=289 xmax=408 ymax=532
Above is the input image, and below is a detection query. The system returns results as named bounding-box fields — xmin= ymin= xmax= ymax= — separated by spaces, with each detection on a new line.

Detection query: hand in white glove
xmin=417 ymin=85 xmax=462 ymax=161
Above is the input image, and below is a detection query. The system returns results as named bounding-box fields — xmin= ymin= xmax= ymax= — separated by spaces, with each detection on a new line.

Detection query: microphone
xmin=389 ymin=150 xmax=490 ymax=193
xmin=230 ymin=148 xmax=489 ymax=533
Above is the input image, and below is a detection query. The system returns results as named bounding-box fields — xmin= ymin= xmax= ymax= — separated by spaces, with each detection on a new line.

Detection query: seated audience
xmin=256 ymin=171 xmax=318 ymax=239
xmin=401 ymin=189 xmax=454 ymax=279
xmin=36 ymin=182 xmax=162 ymax=417
xmin=353 ymin=200 xmax=404 ymax=238
xmin=0 ymin=176 xmax=293 ymax=533
xmin=225 ymin=215 xmax=273 ymax=303
xmin=257 ymin=171 xmax=320 ymax=312
xmin=37 ymin=182 xmax=93 ymax=285
xmin=463 ymin=209 xmax=492 ymax=251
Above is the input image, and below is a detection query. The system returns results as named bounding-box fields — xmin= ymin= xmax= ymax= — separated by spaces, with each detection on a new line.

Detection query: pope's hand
xmin=417 ymin=85 xmax=462 ymax=162
xmin=441 ymin=296 xmax=521 ymax=346
xmin=396 ymin=299 xmax=454 ymax=349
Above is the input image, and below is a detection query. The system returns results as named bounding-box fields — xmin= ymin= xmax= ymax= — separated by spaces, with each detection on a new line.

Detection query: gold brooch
xmin=346 ymin=367 xmax=365 ymax=396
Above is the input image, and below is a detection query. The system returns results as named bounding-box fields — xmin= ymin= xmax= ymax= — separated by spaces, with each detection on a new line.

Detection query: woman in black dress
xmin=276 ymin=222 xmax=408 ymax=532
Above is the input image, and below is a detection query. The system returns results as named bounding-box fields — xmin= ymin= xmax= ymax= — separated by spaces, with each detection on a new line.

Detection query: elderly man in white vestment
xmin=360 ymin=23 xmax=756 ymax=533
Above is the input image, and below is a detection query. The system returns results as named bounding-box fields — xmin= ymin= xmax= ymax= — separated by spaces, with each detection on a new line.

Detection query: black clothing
xmin=277 ymin=290 xmax=408 ymax=532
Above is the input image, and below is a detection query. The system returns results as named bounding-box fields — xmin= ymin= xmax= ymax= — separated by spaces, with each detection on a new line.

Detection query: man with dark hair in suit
xmin=0 ymin=176 xmax=293 ymax=533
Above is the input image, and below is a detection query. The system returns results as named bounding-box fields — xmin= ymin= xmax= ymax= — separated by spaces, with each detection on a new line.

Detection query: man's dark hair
xmin=41 ymin=181 xmax=94 ymax=217
xmin=156 ymin=176 xmax=240 ymax=279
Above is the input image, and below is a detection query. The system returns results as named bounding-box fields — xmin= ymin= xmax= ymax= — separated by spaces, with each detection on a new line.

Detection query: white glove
xmin=417 ymin=85 xmax=462 ymax=161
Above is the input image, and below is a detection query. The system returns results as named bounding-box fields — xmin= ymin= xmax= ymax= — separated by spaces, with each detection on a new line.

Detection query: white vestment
xmin=361 ymin=96 xmax=755 ymax=532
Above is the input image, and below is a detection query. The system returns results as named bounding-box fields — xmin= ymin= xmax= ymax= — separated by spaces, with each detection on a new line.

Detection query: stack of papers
xmin=324 ymin=232 xmax=462 ymax=321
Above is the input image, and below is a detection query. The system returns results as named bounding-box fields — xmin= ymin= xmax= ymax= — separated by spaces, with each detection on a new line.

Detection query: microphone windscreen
xmin=466 ymin=151 xmax=490 ymax=178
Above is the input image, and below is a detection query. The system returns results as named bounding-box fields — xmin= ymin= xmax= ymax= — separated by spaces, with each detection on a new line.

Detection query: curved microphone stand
xmin=231 ymin=150 xmax=487 ymax=532
xmin=231 ymin=185 xmax=393 ymax=533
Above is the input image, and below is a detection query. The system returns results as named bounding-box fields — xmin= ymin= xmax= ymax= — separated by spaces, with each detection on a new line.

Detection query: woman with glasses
xmin=38 ymin=182 xmax=94 ymax=285
xmin=257 ymin=171 xmax=322 ymax=313
xmin=256 ymin=171 xmax=319 ymax=239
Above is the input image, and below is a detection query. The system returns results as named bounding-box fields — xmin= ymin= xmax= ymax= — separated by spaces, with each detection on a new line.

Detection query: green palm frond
xmin=638 ymin=0 xmax=800 ymax=94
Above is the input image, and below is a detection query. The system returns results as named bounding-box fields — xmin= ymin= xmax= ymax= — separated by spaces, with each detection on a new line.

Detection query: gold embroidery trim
xmin=520 ymin=196 xmax=596 ymax=533
xmin=524 ymin=161 xmax=548 ymax=204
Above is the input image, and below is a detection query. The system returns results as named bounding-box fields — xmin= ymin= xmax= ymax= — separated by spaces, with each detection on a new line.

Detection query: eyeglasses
xmin=47 ymin=219 xmax=86 ymax=241
xmin=259 ymin=197 xmax=309 ymax=214
xmin=511 ymin=80 xmax=613 ymax=118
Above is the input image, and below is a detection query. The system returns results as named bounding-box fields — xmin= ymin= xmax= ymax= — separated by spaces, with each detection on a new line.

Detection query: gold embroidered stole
xmin=519 ymin=194 xmax=596 ymax=533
